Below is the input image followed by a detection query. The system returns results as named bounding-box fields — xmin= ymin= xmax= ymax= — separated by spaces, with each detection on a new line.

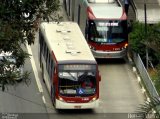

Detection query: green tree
xmin=129 ymin=21 xmax=160 ymax=53
xmin=129 ymin=21 xmax=160 ymax=62
xmin=0 ymin=0 xmax=61 ymax=91
xmin=147 ymin=23 xmax=160 ymax=49
xmin=129 ymin=21 xmax=144 ymax=52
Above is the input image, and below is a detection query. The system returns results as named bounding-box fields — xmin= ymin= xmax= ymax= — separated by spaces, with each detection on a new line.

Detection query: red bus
xmin=39 ymin=21 xmax=101 ymax=109
xmin=64 ymin=0 xmax=128 ymax=58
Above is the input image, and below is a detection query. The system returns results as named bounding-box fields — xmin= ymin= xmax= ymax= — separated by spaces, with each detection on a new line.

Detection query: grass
xmin=148 ymin=68 xmax=160 ymax=95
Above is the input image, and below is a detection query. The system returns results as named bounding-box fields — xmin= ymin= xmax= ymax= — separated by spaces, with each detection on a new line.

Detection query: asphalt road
xmin=95 ymin=59 xmax=145 ymax=113
xmin=0 ymin=46 xmax=49 ymax=118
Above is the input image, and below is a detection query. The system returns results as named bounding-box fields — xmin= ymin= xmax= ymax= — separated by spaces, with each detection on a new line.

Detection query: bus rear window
xmin=58 ymin=71 xmax=96 ymax=97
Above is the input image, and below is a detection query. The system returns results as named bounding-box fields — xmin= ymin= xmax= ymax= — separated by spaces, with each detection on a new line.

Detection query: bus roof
xmin=89 ymin=4 xmax=124 ymax=19
xmin=84 ymin=0 xmax=126 ymax=19
xmin=40 ymin=22 xmax=96 ymax=63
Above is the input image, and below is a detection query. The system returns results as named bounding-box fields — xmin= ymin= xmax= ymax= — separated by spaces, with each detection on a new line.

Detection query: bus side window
xmin=46 ymin=47 xmax=49 ymax=62
xmin=41 ymin=38 xmax=44 ymax=53
xmin=50 ymin=59 xmax=54 ymax=80
xmin=47 ymin=52 xmax=51 ymax=74
xmin=85 ymin=20 xmax=88 ymax=39
xmin=40 ymin=34 xmax=45 ymax=55
xmin=39 ymin=32 xmax=42 ymax=45
xmin=43 ymin=42 xmax=46 ymax=58
xmin=39 ymin=31 xmax=44 ymax=66
xmin=78 ymin=5 xmax=81 ymax=25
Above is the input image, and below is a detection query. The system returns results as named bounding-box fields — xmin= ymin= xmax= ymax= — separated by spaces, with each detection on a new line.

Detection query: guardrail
xmin=133 ymin=52 xmax=159 ymax=98
xmin=130 ymin=0 xmax=137 ymax=16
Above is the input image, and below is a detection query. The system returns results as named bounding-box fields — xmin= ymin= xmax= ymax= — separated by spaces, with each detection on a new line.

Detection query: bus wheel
xmin=42 ymin=66 xmax=45 ymax=83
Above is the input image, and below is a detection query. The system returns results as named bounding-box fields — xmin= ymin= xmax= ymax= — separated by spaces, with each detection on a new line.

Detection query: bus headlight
xmin=90 ymin=96 xmax=97 ymax=102
xmin=92 ymin=97 xmax=96 ymax=101
xmin=58 ymin=96 xmax=65 ymax=102
xmin=124 ymin=43 xmax=128 ymax=49
xmin=89 ymin=45 xmax=96 ymax=50
xmin=121 ymin=43 xmax=128 ymax=50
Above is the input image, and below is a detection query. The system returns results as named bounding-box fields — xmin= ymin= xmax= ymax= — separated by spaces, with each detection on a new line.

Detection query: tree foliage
xmin=129 ymin=21 xmax=160 ymax=54
xmin=129 ymin=21 xmax=146 ymax=54
xmin=0 ymin=0 xmax=61 ymax=91
xmin=129 ymin=21 xmax=160 ymax=65
xmin=137 ymin=97 xmax=160 ymax=119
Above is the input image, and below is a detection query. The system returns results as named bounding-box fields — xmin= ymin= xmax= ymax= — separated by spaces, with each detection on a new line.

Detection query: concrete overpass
xmin=130 ymin=0 xmax=160 ymax=24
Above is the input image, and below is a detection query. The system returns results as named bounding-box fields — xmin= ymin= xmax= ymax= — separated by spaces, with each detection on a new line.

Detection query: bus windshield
xmin=88 ymin=20 xmax=127 ymax=44
xmin=58 ymin=64 xmax=96 ymax=97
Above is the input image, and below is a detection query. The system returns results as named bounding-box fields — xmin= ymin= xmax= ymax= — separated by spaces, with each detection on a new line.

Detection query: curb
xmin=128 ymin=53 xmax=151 ymax=103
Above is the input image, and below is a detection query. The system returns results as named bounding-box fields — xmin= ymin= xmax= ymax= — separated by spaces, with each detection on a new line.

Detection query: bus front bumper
xmin=91 ymin=49 xmax=127 ymax=59
xmin=55 ymin=99 xmax=99 ymax=109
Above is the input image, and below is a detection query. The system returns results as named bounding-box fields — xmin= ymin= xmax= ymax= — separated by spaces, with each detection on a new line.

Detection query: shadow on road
xmin=96 ymin=58 xmax=128 ymax=65
xmin=56 ymin=109 xmax=94 ymax=114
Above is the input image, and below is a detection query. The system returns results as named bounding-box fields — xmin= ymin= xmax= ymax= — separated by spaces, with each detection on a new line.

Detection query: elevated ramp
xmin=132 ymin=0 xmax=160 ymax=24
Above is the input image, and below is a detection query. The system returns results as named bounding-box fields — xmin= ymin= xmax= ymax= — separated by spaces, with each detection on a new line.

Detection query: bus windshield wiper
xmin=78 ymin=72 xmax=88 ymax=81
xmin=67 ymin=72 xmax=77 ymax=81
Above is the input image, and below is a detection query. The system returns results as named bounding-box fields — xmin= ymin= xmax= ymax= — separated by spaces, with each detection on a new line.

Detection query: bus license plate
xmin=74 ymin=106 xmax=81 ymax=109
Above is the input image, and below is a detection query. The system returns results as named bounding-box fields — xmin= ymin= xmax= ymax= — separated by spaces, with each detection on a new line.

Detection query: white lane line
xmin=42 ymin=96 xmax=46 ymax=104
xmin=26 ymin=44 xmax=43 ymax=93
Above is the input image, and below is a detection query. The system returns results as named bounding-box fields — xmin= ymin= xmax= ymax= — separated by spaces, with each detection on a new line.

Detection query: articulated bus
xmin=39 ymin=21 xmax=101 ymax=109
xmin=64 ymin=0 xmax=128 ymax=58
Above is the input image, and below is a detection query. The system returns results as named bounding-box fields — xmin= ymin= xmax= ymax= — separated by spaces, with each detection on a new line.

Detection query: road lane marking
xmin=42 ymin=96 xmax=46 ymax=104
xmin=26 ymin=44 xmax=43 ymax=93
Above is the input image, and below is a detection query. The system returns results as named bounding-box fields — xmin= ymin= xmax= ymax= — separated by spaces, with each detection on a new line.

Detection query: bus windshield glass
xmin=58 ymin=64 xmax=97 ymax=97
xmin=88 ymin=20 xmax=127 ymax=44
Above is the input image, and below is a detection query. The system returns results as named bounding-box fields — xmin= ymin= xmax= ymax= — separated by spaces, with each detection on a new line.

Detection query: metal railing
xmin=133 ymin=52 xmax=159 ymax=98
xmin=130 ymin=0 xmax=137 ymax=18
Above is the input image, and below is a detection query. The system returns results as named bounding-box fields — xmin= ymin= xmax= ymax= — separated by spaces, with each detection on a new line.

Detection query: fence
xmin=133 ymin=52 xmax=159 ymax=98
